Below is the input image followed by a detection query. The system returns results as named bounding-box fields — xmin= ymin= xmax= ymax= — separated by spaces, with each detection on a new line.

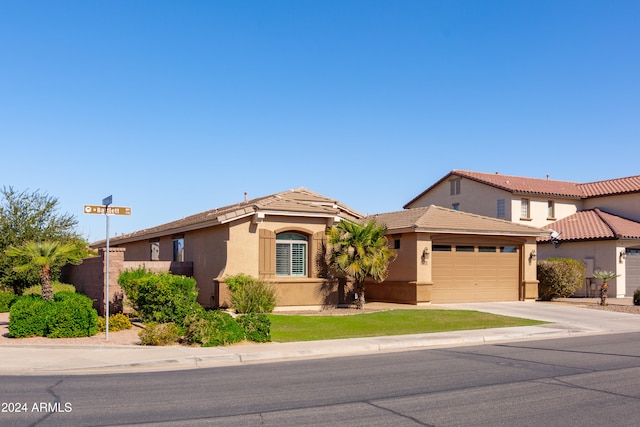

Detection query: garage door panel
xmin=432 ymin=245 xmax=520 ymax=303
xmin=626 ymin=252 xmax=640 ymax=297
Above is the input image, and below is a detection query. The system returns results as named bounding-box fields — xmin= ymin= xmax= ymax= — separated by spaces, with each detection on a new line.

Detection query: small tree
xmin=326 ymin=219 xmax=396 ymax=309
xmin=5 ymin=241 xmax=88 ymax=301
xmin=593 ymin=270 xmax=619 ymax=306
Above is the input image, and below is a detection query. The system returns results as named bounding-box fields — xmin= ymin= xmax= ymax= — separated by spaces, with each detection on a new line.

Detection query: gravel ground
xmin=1 ymin=301 xmax=639 ymax=346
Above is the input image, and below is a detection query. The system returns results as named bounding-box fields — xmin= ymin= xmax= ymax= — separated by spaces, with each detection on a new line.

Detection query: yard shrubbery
xmin=0 ymin=291 xmax=17 ymax=312
xmin=8 ymin=292 xmax=98 ymax=338
xmin=537 ymin=258 xmax=585 ymax=301
xmin=119 ymin=269 xmax=272 ymax=346
xmin=226 ymin=273 xmax=276 ymax=314
xmin=22 ymin=282 xmax=76 ymax=296
xmin=98 ymin=313 xmax=133 ymax=333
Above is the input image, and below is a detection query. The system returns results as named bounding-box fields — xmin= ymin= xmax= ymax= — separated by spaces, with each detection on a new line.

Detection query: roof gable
xmin=405 ymin=170 xmax=640 ymax=208
xmin=368 ymin=205 xmax=547 ymax=237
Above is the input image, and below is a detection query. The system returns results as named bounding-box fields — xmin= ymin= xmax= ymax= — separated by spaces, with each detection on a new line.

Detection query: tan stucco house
xmin=82 ymin=186 xmax=547 ymax=309
xmin=405 ymin=170 xmax=640 ymax=298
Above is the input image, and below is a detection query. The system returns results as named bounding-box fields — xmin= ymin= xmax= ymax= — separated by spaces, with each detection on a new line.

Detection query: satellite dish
xmin=550 ymin=230 xmax=560 ymax=240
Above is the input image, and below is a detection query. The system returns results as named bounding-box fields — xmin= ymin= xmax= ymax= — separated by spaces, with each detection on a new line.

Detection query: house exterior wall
xmin=512 ymin=196 xmax=580 ymax=227
xmin=583 ymin=193 xmax=640 ymax=222
xmin=537 ymin=240 xmax=626 ymax=297
xmin=407 ymin=177 xmax=512 ymax=218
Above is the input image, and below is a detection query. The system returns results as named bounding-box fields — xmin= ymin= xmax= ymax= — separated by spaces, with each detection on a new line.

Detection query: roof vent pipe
xmin=244 ymin=192 xmax=248 ymax=202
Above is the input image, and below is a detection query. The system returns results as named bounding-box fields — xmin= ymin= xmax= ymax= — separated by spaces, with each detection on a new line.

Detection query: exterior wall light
xmin=620 ymin=250 xmax=626 ymax=263
xmin=421 ymin=247 xmax=430 ymax=263
xmin=529 ymin=249 xmax=536 ymax=262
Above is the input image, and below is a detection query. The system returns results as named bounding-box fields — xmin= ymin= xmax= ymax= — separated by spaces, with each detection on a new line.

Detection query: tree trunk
xmin=355 ymin=281 xmax=365 ymax=309
xmin=40 ymin=265 xmax=54 ymax=301
xmin=600 ymin=282 xmax=608 ymax=306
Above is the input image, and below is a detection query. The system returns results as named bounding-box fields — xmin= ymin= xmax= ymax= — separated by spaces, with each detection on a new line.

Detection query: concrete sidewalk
xmin=2 ymin=300 xmax=640 ymax=375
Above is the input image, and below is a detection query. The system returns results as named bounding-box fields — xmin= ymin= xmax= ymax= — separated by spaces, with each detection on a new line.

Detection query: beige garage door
xmin=625 ymin=249 xmax=640 ymax=297
xmin=431 ymin=244 xmax=520 ymax=303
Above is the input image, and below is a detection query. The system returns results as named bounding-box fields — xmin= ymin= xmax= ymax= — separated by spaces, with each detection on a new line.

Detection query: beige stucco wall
xmin=583 ymin=193 xmax=640 ymax=222
xmin=537 ymin=240 xmax=626 ymax=297
xmin=408 ymin=177 xmax=512 ymax=219
xmin=512 ymin=197 xmax=580 ymax=227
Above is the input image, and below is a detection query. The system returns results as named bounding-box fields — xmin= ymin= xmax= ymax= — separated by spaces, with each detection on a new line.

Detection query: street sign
xmin=83 ymin=205 xmax=132 ymax=215
xmin=102 ymin=195 xmax=112 ymax=206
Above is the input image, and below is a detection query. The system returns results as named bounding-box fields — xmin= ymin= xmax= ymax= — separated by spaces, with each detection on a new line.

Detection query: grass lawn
xmin=268 ymin=309 xmax=546 ymax=342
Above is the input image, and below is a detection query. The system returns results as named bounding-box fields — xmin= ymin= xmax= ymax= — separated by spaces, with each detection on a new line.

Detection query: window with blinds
xmin=276 ymin=233 xmax=308 ymax=277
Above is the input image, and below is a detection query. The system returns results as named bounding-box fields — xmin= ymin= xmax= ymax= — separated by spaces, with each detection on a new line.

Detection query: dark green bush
xmin=537 ymin=258 xmax=585 ymax=301
xmin=226 ymin=273 xmax=276 ymax=314
xmin=8 ymin=295 xmax=54 ymax=337
xmin=98 ymin=313 xmax=133 ymax=332
xmin=184 ymin=310 xmax=245 ymax=347
xmin=0 ymin=291 xmax=17 ymax=312
xmin=119 ymin=268 xmax=200 ymax=326
xmin=634 ymin=289 xmax=640 ymax=306
xmin=47 ymin=292 xmax=98 ymax=338
xmin=236 ymin=313 xmax=271 ymax=343
xmin=9 ymin=292 xmax=98 ymax=338
xmin=138 ymin=322 xmax=182 ymax=346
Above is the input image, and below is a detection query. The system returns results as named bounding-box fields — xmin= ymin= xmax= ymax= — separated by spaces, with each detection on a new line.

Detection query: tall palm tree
xmin=5 ymin=241 xmax=86 ymax=301
xmin=326 ymin=219 xmax=396 ymax=309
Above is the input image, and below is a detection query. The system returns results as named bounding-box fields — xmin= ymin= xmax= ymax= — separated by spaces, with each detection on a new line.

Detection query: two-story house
xmin=405 ymin=170 xmax=640 ymax=298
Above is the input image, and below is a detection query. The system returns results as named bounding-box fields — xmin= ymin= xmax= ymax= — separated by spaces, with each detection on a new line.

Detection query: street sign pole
xmin=102 ymin=195 xmax=112 ymax=341
xmin=84 ymin=197 xmax=130 ymax=341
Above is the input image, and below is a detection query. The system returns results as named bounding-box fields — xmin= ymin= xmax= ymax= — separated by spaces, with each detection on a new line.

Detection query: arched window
xmin=276 ymin=232 xmax=308 ymax=277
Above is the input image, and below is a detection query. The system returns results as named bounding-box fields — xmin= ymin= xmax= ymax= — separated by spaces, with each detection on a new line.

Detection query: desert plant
xmin=593 ymin=270 xmax=619 ymax=306
xmin=184 ymin=310 xmax=245 ymax=347
xmin=633 ymin=289 xmax=640 ymax=306
xmin=98 ymin=313 xmax=133 ymax=333
xmin=326 ymin=219 xmax=396 ymax=309
xmin=537 ymin=258 xmax=585 ymax=301
xmin=0 ymin=291 xmax=16 ymax=312
xmin=226 ymin=273 xmax=276 ymax=314
xmin=138 ymin=322 xmax=182 ymax=346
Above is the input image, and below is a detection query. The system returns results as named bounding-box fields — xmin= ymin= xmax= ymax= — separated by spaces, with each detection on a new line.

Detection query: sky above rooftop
xmin=1 ymin=0 xmax=639 ymax=242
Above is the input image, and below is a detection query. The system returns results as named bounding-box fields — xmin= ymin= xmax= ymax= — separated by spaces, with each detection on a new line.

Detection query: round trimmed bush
xmin=0 ymin=291 xmax=17 ymax=313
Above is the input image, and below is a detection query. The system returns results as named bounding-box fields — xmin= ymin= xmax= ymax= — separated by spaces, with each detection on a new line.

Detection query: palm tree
xmin=593 ymin=270 xmax=619 ymax=306
xmin=326 ymin=219 xmax=396 ymax=309
xmin=5 ymin=241 xmax=87 ymax=301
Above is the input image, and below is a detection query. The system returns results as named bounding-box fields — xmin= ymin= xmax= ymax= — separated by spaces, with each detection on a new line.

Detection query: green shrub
xmin=537 ymin=258 xmax=585 ymax=301
xmin=47 ymin=292 xmax=98 ymax=338
xmin=634 ymin=289 xmax=640 ymax=306
xmin=119 ymin=268 xmax=200 ymax=326
xmin=23 ymin=282 xmax=76 ymax=296
xmin=236 ymin=313 xmax=271 ymax=343
xmin=226 ymin=273 xmax=276 ymax=314
xmin=138 ymin=322 xmax=182 ymax=346
xmin=98 ymin=313 xmax=133 ymax=332
xmin=0 ymin=291 xmax=17 ymax=312
xmin=184 ymin=310 xmax=245 ymax=347
xmin=8 ymin=292 xmax=98 ymax=338
xmin=8 ymin=295 xmax=54 ymax=337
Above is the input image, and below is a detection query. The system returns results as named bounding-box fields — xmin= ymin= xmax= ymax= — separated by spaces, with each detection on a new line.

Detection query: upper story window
xmin=276 ymin=232 xmax=308 ymax=277
xmin=150 ymin=241 xmax=160 ymax=261
xmin=497 ymin=199 xmax=505 ymax=218
xmin=450 ymin=179 xmax=461 ymax=195
xmin=520 ymin=198 xmax=530 ymax=219
xmin=547 ymin=200 xmax=555 ymax=219
xmin=173 ymin=237 xmax=184 ymax=262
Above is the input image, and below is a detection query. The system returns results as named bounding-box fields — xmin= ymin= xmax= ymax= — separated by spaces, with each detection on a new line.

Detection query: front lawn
xmin=269 ymin=309 xmax=545 ymax=342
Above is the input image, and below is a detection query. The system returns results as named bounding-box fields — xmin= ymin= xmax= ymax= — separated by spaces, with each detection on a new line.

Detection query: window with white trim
xmin=497 ymin=199 xmax=505 ymax=218
xmin=450 ymin=179 xmax=461 ymax=195
xmin=276 ymin=232 xmax=308 ymax=277
xmin=520 ymin=198 xmax=530 ymax=219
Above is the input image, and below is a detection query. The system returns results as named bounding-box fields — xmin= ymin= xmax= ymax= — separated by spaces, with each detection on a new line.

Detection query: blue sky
xmin=1 ymin=1 xmax=639 ymax=242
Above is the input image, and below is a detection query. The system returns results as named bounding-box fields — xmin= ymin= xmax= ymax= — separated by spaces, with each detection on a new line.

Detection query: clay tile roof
xmin=368 ymin=205 xmax=547 ymax=237
xmin=539 ymin=209 xmax=640 ymax=242
xmin=98 ymin=188 xmax=363 ymax=245
xmin=451 ymin=170 xmax=583 ymax=197
xmin=578 ymin=175 xmax=640 ymax=197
